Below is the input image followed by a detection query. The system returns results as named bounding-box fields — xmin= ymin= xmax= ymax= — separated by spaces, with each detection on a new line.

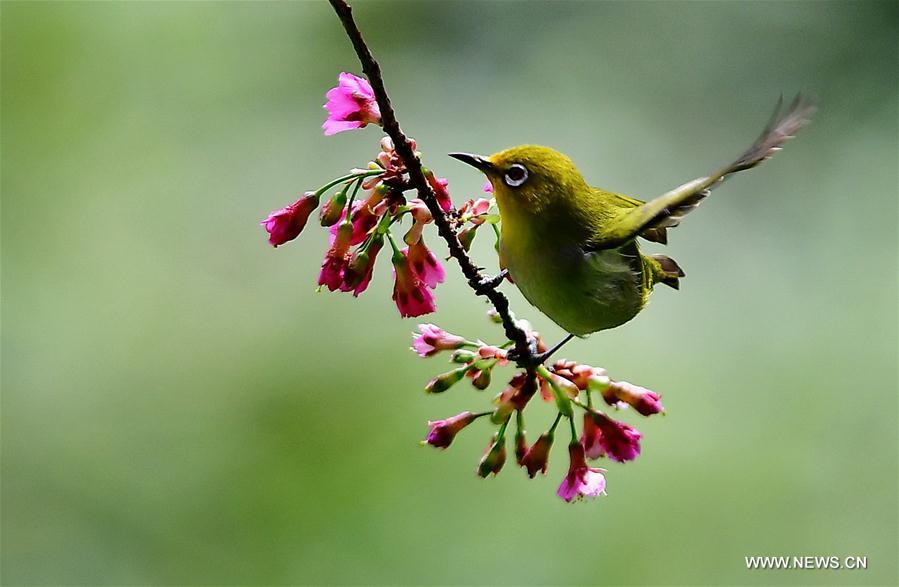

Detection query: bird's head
xmin=449 ymin=145 xmax=588 ymax=217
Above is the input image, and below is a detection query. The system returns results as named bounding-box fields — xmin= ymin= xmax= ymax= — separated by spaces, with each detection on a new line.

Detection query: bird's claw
xmin=506 ymin=338 xmax=543 ymax=369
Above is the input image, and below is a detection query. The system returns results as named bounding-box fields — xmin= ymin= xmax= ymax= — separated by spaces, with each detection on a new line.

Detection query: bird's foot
xmin=507 ymin=334 xmax=576 ymax=369
xmin=506 ymin=338 xmax=544 ymax=369
xmin=471 ymin=269 xmax=509 ymax=295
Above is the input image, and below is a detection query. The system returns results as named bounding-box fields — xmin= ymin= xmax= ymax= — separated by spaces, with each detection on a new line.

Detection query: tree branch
xmin=327 ymin=0 xmax=536 ymax=371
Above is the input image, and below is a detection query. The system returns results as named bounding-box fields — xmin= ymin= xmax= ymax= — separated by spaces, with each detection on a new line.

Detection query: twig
xmin=327 ymin=0 xmax=536 ymax=373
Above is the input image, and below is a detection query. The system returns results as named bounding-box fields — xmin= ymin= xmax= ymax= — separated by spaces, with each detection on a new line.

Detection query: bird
xmin=450 ymin=95 xmax=816 ymax=362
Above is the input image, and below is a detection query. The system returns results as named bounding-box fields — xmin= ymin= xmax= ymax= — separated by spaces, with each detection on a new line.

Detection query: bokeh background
xmin=3 ymin=1 xmax=897 ymax=585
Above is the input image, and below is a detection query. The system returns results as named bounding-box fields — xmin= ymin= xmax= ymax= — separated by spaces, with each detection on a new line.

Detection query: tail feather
xmin=648 ymin=254 xmax=685 ymax=290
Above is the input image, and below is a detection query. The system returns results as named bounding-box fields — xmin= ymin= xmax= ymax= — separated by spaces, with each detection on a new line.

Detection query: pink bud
xmin=425 ymin=411 xmax=477 ymax=449
xmin=411 ymin=324 xmax=466 ymax=357
xmin=317 ymin=221 xmax=353 ymax=291
xmin=477 ymin=434 xmax=507 ymax=477
xmin=603 ymin=380 xmax=665 ymax=416
xmin=521 ymin=432 xmax=554 ymax=478
xmin=261 ymin=193 xmax=318 ymax=247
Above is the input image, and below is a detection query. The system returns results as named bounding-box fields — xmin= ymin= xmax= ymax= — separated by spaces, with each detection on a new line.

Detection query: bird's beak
xmin=448 ymin=152 xmax=495 ymax=173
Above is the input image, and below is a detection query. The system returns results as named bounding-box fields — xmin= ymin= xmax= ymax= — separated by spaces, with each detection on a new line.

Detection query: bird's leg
xmin=532 ymin=333 xmax=575 ymax=366
xmin=508 ymin=334 xmax=575 ymax=368
xmin=471 ymin=269 xmax=509 ymax=295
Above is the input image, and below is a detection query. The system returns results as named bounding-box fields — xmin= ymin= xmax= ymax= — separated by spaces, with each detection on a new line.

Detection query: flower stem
xmin=345 ymin=175 xmax=365 ymax=211
xmin=316 ymin=169 xmax=382 ymax=198
xmin=548 ymin=411 xmax=563 ymax=436
xmin=494 ymin=413 xmax=510 ymax=444
xmin=568 ymin=414 xmax=578 ymax=442
xmin=385 ymin=230 xmax=402 ymax=257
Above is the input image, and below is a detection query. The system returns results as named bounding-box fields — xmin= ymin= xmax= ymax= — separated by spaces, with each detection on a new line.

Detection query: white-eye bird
xmin=450 ymin=95 xmax=815 ymax=358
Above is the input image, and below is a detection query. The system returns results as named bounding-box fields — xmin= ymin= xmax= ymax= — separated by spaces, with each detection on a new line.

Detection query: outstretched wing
xmin=588 ymin=94 xmax=817 ymax=250
xmin=607 ymin=192 xmax=669 ymax=244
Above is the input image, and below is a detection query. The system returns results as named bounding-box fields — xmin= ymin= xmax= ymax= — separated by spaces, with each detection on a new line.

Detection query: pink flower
xmin=322 ymin=72 xmax=381 ymax=135
xmin=588 ymin=412 xmax=643 ymax=463
xmin=580 ymin=412 xmax=605 ymax=459
xmin=405 ymin=239 xmax=444 ymax=289
xmin=603 ymin=380 xmax=665 ymax=416
xmin=391 ymin=250 xmax=436 ymax=317
xmin=402 ymin=198 xmax=432 ymax=245
xmin=318 ymin=221 xmax=352 ymax=291
xmin=425 ymin=411 xmax=478 ymax=449
xmin=557 ymin=442 xmax=607 ymax=503
xmin=424 ymin=168 xmax=453 ymax=213
xmin=521 ymin=432 xmax=554 ymax=478
xmin=412 ymin=324 xmax=466 ymax=357
xmin=261 ymin=192 xmax=318 ymax=247
xmin=482 ymin=179 xmax=493 ymax=193
xmin=458 ymin=198 xmax=492 ymax=224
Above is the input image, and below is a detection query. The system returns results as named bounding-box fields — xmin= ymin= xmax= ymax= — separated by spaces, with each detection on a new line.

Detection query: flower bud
xmin=486 ymin=308 xmax=503 ymax=324
xmin=490 ymin=396 xmax=514 ymax=424
xmin=450 ymin=349 xmax=477 ymax=363
xmin=472 ymin=368 xmax=492 ymax=391
xmin=318 ymin=221 xmax=353 ymax=291
xmin=424 ymin=411 xmax=478 ymax=449
xmin=261 ymin=192 xmax=319 ymax=247
xmin=603 ymin=380 xmax=664 ymax=416
xmin=458 ymin=225 xmax=478 ymax=251
xmin=424 ymin=365 xmax=469 ymax=393
xmin=538 ymin=368 xmax=577 ymax=417
xmin=319 ymin=188 xmax=348 ymax=226
xmin=514 ymin=427 xmax=527 ymax=466
xmin=477 ymin=434 xmax=506 ymax=477
xmin=521 ymin=432 xmax=554 ymax=478
xmin=411 ymin=323 xmax=466 ymax=357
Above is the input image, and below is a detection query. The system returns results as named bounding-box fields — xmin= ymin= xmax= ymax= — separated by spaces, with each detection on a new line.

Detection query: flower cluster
xmin=264 ymin=71 xmax=666 ymax=502
xmin=262 ymin=73 xmax=496 ymax=317
xmin=415 ymin=318 xmax=665 ymax=502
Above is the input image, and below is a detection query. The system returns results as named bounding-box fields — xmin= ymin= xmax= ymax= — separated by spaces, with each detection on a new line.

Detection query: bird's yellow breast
xmin=500 ymin=225 xmax=647 ymax=337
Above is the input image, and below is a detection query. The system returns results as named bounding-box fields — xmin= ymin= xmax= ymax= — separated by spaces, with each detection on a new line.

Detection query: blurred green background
xmin=3 ymin=1 xmax=897 ymax=585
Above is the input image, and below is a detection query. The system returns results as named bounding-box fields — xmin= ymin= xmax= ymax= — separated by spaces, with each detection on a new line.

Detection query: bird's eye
xmin=503 ymin=164 xmax=528 ymax=187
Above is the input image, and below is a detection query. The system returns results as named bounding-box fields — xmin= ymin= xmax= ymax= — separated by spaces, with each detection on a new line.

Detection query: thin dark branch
xmin=328 ymin=0 xmax=535 ymax=370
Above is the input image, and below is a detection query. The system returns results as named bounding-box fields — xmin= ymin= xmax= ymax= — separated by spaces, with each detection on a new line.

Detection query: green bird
xmin=450 ymin=95 xmax=815 ymax=359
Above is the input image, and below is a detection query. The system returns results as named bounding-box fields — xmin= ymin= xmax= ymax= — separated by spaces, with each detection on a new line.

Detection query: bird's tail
xmin=645 ymin=254 xmax=685 ymax=290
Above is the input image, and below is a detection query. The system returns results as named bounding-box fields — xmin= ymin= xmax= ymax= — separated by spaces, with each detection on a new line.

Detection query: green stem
xmin=496 ymin=413 xmax=510 ymax=441
xmin=568 ymin=414 xmax=578 ymax=442
xmin=548 ymin=411 xmax=563 ymax=436
xmin=345 ymin=175 xmax=365 ymax=211
xmin=315 ymin=170 xmax=383 ymax=198
xmin=385 ymin=230 xmax=402 ymax=257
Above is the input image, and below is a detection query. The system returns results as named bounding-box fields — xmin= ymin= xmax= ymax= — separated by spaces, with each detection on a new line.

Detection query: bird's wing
xmin=607 ymin=192 xmax=669 ymax=244
xmin=587 ymin=94 xmax=816 ymax=251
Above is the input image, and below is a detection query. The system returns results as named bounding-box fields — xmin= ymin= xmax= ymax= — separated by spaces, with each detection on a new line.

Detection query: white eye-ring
xmin=503 ymin=164 xmax=528 ymax=187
